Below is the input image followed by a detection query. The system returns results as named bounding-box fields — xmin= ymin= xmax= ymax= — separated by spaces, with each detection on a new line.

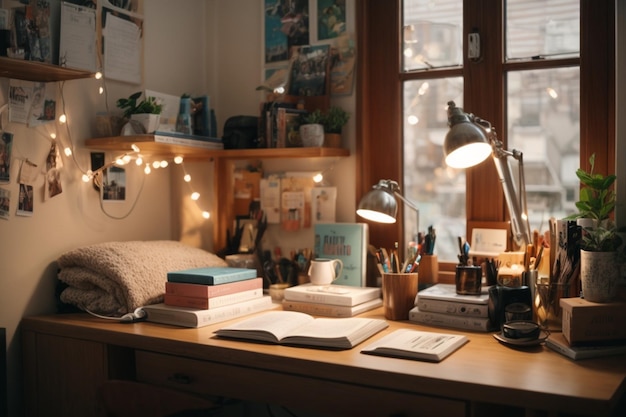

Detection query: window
xmin=357 ymin=0 xmax=614 ymax=279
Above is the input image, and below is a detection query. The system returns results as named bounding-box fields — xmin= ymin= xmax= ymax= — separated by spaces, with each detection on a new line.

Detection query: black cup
xmin=455 ymin=265 xmax=482 ymax=295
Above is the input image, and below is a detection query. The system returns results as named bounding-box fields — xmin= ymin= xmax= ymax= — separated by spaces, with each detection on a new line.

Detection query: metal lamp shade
xmin=356 ymin=188 xmax=398 ymax=223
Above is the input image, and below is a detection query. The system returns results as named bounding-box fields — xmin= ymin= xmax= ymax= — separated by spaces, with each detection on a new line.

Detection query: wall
xmin=0 ymin=1 xmax=209 ymax=416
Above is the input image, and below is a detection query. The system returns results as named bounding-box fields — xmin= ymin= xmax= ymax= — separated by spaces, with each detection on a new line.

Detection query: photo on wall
xmin=317 ymin=0 xmax=346 ymax=40
xmin=264 ymin=0 xmax=310 ymax=63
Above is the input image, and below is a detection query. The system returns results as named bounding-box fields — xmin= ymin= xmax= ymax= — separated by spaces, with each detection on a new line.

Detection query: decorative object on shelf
xmin=444 ymin=101 xmax=531 ymax=249
xmin=299 ymin=109 xmax=324 ymax=147
xmin=566 ymin=154 xmax=622 ymax=303
xmin=176 ymin=94 xmax=193 ymax=135
xmin=321 ymin=106 xmax=349 ymax=147
xmin=116 ymin=91 xmax=163 ymax=134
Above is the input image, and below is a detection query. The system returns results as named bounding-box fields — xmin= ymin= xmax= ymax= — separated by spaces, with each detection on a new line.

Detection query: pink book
xmin=165 ymin=277 xmax=263 ymax=298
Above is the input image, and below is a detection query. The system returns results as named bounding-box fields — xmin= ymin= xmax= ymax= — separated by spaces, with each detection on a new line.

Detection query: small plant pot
xmin=130 ymin=113 xmax=160 ymax=134
xmin=323 ymin=133 xmax=341 ymax=148
xmin=299 ymin=123 xmax=324 ymax=147
xmin=580 ymin=249 xmax=620 ymax=302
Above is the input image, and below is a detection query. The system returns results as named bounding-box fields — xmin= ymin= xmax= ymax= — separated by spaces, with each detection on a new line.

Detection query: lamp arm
xmin=394 ymin=191 xmax=420 ymax=238
xmin=491 ymin=148 xmax=531 ymax=248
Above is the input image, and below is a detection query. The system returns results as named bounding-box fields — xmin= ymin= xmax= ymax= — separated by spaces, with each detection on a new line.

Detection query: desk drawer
xmin=136 ymin=350 xmax=466 ymax=417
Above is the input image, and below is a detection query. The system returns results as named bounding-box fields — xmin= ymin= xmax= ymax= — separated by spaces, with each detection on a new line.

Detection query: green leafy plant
xmin=116 ymin=91 xmax=163 ymax=118
xmin=567 ymin=154 xmax=621 ymax=251
xmin=322 ymin=106 xmax=350 ymax=133
xmin=302 ymin=109 xmax=324 ymax=125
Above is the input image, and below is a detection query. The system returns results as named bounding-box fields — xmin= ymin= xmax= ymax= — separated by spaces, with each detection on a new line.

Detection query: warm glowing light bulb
xmin=160 ymin=160 xmax=168 ymax=168
xmin=82 ymin=173 xmax=91 ymax=182
xmin=174 ymin=156 xmax=183 ymax=164
xmin=404 ymin=48 xmax=413 ymax=58
xmin=144 ymin=165 xmax=151 ymax=174
xmin=274 ymin=86 xmax=285 ymax=94
xmin=50 ymin=133 xmax=56 ymax=139
xmin=202 ymin=211 xmax=210 ymax=219
xmin=135 ymin=157 xmax=143 ymax=166
xmin=115 ymin=157 xmax=125 ymax=165
xmin=122 ymin=155 xmax=131 ymax=163
xmin=407 ymin=115 xmax=419 ymax=125
xmin=152 ymin=161 xmax=160 ymax=169
xmin=99 ymin=86 xmax=104 ymax=95
xmin=64 ymin=147 xmax=72 ymax=156
xmin=59 ymin=114 xmax=67 ymax=123
xmin=546 ymin=87 xmax=558 ymax=99
xmin=95 ymin=71 xmax=103 ymax=80
xmin=313 ymin=173 xmax=323 ymax=183
xmin=191 ymin=192 xmax=200 ymax=200
xmin=184 ymin=174 xmax=191 ymax=182
xmin=131 ymin=144 xmax=140 ymax=152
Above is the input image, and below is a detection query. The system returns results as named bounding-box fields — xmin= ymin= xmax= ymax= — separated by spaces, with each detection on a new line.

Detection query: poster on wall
xmin=317 ymin=0 xmax=346 ymax=40
xmin=101 ymin=0 xmax=143 ymax=84
xmin=264 ymin=0 xmax=310 ymax=64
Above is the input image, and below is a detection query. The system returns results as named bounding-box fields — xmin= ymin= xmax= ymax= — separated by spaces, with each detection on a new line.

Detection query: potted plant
xmin=321 ymin=106 xmax=349 ymax=147
xmin=299 ymin=109 xmax=325 ymax=147
xmin=116 ymin=91 xmax=163 ymax=133
xmin=567 ymin=154 xmax=622 ymax=302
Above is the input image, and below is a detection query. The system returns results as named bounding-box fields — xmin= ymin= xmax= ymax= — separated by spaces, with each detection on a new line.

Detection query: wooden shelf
xmin=85 ymin=135 xmax=350 ymax=160
xmin=0 ymin=57 xmax=94 ymax=82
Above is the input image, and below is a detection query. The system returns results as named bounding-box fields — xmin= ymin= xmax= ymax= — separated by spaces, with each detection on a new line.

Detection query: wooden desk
xmin=21 ymin=308 xmax=626 ymax=417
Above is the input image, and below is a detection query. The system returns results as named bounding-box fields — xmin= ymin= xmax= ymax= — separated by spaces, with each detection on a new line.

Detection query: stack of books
xmin=141 ymin=267 xmax=274 ymax=328
xmin=409 ymin=283 xmax=495 ymax=332
xmin=282 ymin=283 xmax=382 ymax=317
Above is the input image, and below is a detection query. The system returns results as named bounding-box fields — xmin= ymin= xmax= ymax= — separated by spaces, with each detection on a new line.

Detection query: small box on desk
xmin=560 ymin=297 xmax=626 ymax=345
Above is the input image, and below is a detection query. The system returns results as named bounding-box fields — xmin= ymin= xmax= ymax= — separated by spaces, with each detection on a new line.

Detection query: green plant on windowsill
xmin=116 ymin=91 xmax=163 ymax=119
xmin=566 ymin=153 xmax=621 ymax=252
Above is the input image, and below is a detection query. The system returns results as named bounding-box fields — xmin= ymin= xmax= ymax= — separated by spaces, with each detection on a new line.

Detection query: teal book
xmin=313 ymin=223 xmax=368 ymax=287
xmin=167 ymin=267 xmax=258 ymax=285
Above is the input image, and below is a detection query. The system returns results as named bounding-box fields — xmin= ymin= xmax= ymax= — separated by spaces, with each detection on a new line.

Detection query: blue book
xmin=167 ymin=267 xmax=257 ymax=285
xmin=313 ymin=223 xmax=368 ymax=287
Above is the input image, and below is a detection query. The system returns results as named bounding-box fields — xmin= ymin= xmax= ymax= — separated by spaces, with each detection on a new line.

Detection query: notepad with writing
xmin=360 ymin=328 xmax=469 ymax=362
xmin=214 ymin=310 xmax=388 ymax=350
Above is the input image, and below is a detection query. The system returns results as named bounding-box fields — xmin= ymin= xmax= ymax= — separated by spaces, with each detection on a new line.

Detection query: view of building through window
xmin=401 ymin=0 xmax=580 ymax=262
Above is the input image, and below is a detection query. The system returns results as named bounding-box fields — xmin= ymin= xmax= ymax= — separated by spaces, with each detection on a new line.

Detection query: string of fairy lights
xmin=54 ymin=71 xmax=211 ymax=220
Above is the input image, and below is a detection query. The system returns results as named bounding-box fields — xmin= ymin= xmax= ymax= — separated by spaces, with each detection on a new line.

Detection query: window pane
xmin=403 ymin=78 xmax=463 ymax=262
xmin=402 ymin=0 xmax=463 ymax=71
xmin=507 ymin=68 xmax=579 ymax=232
xmin=506 ymin=0 xmax=579 ymax=61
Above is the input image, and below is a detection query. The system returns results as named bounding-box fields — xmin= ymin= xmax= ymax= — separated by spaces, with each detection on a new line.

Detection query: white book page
xmin=363 ymin=329 xmax=465 ymax=354
xmin=221 ymin=311 xmax=313 ymax=340
xmin=287 ymin=318 xmax=372 ymax=339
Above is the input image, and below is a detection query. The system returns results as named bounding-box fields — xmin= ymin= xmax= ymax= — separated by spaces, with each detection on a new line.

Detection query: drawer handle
xmin=167 ymin=373 xmax=192 ymax=385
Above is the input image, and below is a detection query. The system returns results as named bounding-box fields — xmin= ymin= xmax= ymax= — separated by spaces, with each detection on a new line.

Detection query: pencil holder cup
xmin=382 ymin=273 xmax=418 ymax=320
xmin=418 ymin=254 xmax=438 ymax=290
xmin=455 ymin=265 xmax=482 ymax=295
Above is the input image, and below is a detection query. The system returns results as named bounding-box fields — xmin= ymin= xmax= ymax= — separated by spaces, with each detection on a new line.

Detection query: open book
xmin=361 ymin=328 xmax=468 ymax=362
xmin=214 ymin=311 xmax=388 ymax=350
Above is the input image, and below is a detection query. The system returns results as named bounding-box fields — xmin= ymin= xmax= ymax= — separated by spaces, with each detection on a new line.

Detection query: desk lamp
xmin=357 ymin=179 xmax=420 ymax=233
xmin=443 ymin=101 xmax=531 ymax=247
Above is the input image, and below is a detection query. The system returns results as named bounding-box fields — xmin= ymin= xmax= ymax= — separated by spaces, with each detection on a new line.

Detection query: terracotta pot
xmin=323 ymin=133 xmax=341 ymax=147
xmin=580 ymin=249 xmax=620 ymax=302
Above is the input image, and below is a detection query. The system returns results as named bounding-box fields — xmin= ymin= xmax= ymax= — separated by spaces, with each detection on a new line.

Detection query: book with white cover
xmin=141 ymin=296 xmax=275 ymax=328
xmin=409 ymin=307 xmax=495 ymax=332
xmin=214 ymin=310 xmax=389 ymax=350
xmin=417 ymin=298 xmax=489 ymax=318
xmin=283 ymin=284 xmax=381 ymax=307
xmin=417 ymin=283 xmax=490 ymax=304
xmin=361 ymin=328 xmax=469 ymax=362
xmin=546 ymin=332 xmax=626 ymax=361
xmin=164 ymin=288 xmax=263 ymax=310
xmin=153 ymin=131 xmax=223 ymax=150
xmin=282 ymin=297 xmax=383 ymax=318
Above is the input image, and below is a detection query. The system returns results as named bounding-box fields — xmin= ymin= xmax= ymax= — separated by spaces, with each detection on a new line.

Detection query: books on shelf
xmin=361 ymin=328 xmax=469 ymax=363
xmin=416 ymin=283 xmax=490 ymax=318
xmin=313 ymin=223 xmax=369 ymax=287
xmin=214 ymin=310 xmax=389 ymax=350
xmin=153 ymin=131 xmax=224 ymax=150
xmin=545 ymin=332 xmax=626 ymax=361
xmin=141 ymin=296 xmax=275 ymax=328
xmin=283 ymin=283 xmax=381 ymax=307
xmin=164 ymin=288 xmax=263 ymax=309
xmin=165 ymin=277 xmax=263 ymax=298
xmin=409 ymin=306 xmax=495 ymax=332
xmin=282 ymin=297 xmax=383 ymax=318
xmin=167 ymin=267 xmax=258 ymax=285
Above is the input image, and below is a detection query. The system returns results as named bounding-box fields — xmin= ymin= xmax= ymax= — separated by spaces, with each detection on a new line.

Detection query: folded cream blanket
xmin=57 ymin=240 xmax=227 ymax=316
